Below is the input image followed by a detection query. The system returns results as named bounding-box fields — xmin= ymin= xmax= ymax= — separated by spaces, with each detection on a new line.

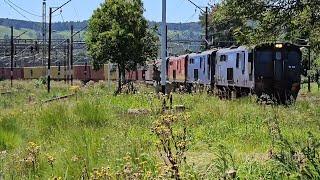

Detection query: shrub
xmin=152 ymin=113 xmax=191 ymax=179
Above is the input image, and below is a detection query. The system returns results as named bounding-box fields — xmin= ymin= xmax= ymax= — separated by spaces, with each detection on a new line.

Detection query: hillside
xmin=0 ymin=18 xmax=203 ymax=41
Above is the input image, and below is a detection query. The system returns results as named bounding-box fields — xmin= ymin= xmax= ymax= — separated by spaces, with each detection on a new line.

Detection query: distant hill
xmin=0 ymin=18 xmax=202 ymax=41
xmin=0 ymin=18 xmax=203 ymax=54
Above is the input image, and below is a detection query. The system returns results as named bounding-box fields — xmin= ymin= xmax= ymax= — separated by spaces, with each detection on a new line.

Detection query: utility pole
xmin=166 ymin=25 xmax=168 ymax=57
xmin=308 ymin=47 xmax=311 ymax=92
xmin=161 ymin=0 xmax=167 ymax=94
xmin=64 ymin=43 xmax=67 ymax=83
xmin=67 ymin=39 xmax=70 ymax=83
xmin=70 ymin=25 xmax=74 ymax=85
xmin=10 ymin=26 xmax=14 ymax=88
xmin=108 ymin=63 xmax=111 ymax=89
xmin=48 ymin=7 xmax=52 ymax=93
xmin=205 ymin=6 xmax=208 ymax=50
xmin=48 ymin=0 xmax=72 ymax=93
xmin=42 ymin=0 xmax=46 ymax=66
xmin=33 ymin=41 xmax=36 ymax=67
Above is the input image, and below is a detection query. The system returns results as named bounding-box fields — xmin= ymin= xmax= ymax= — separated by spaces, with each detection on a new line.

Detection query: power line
xmin=183 ymin=8 xmax=198 ymax=23
xmin=6 ymin=0 xmax=42 ymax=18
xmin=60 ymin=11 xmax=65 ymax=22
xmin=185 ymin=0 xmax=206 ymax=13
xmin=3 ymin=0 xmax=32 ymax=21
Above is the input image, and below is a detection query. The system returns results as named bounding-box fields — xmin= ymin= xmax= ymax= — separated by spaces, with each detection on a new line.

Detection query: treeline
xmin=149 ymin=21 xmax=201 ymax=32
xmin=0 ymin=18 xmax=87 ymax=32
xmin=0 ymin=18 xmax=202 ymax=35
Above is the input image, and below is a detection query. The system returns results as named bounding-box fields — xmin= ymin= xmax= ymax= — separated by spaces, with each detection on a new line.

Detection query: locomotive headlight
xmin=275 ymin=44 xmax=283 ymax=48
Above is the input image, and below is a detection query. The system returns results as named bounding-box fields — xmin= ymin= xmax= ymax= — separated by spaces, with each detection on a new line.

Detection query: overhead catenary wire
xmin=185 ymin=0 xmax=206 ymax=13
xmin=59 ymin=10 xmax=65 ymax=22
xmin=182 ymin=8 xmax=198 ymax=23
xmin=2 ymin=0 xmax=46 ymax=43
xmin=5 ymin=0 xmax=42 ymax=18
xmin=3 ymin=0 xmax=32 ymax=21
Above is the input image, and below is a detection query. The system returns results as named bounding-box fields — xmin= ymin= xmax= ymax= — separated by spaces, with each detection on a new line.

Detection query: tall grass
xmin=0 ymin=81 xmax=319 ymax=179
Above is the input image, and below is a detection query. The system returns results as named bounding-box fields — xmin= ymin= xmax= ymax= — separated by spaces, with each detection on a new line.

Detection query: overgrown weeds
xmin=0 ymin=81 xmax=319 ymax=179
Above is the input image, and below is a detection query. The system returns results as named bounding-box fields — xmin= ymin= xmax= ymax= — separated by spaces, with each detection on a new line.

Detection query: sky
xmin=0 ymin=0 xmax=217 ymax=23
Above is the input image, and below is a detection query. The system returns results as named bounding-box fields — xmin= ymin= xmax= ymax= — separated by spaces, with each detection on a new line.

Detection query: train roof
xmin=254 ymin=42 xmax=300 ymax=49
xmin=201 ymin=48 xmax=218 ymax=55
xmin=216 ymin=46 xmax=249 ymax=54
xmin=169 ymin=54 xmax=188 ymax=61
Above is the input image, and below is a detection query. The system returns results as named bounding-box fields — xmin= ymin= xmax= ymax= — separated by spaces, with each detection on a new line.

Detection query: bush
xmin=34 ymin=76 xmax=47 ymax=88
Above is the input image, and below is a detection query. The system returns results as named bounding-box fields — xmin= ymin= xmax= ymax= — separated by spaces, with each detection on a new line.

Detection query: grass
xmin=0 ymin=80 xmax=319 ymax=179
xmin=0 ymin=26 xmax=38 ymax=39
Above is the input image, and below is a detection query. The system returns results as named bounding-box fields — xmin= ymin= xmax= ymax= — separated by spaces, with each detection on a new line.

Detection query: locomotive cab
xmin=254 ymin=43 xmax=302 ymax=103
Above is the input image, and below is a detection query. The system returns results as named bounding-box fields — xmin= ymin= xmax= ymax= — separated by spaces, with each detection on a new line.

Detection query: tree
xmin=204 ymin=0 xmax=320 ymax=71
xmin=204 ymin=0 xmax=320 ymax=44
xmin=86 ymin=0 xmax=158 ymax=93
xmin=200 ymin=3 xmax=243 ymax=47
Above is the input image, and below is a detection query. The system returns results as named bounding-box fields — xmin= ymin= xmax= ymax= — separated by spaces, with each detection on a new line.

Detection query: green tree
xmin=205 ymin=0 xmax=320 ymax=44
xmin=205 ymin=0 xmax=320 ymax=71
xmin=86 ymin=0 xmax=158 ymax=93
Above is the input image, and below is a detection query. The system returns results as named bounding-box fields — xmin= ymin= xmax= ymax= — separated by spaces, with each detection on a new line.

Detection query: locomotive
xmin=166 ymin=42 xmax=302 ymax=103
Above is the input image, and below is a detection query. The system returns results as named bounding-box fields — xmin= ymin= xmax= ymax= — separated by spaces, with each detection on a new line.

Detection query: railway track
xmin=0 ymin=91 xmax=12 ymax=95
xmin=42 ymin=93 xmax=76 ymax=103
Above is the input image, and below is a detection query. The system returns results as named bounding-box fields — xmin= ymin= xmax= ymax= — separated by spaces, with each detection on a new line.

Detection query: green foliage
xmin=207 ymin=0 xmax=320 ymax=45
xmin=34 ymin=76 xmax=47 ymax=88
xmin=86 ymin=0 xmax=158 ymax=92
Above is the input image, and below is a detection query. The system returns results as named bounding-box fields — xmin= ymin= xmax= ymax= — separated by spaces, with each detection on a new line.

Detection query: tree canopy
xmin=85 ymin=0 xmax=158 ymax=92
xmin=203 ymin=0 xmax=320 ymax=75
xmin=205 ymin=0 xmax=320 ymax=46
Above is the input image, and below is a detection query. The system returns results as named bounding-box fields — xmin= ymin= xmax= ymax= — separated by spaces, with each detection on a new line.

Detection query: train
xmin=166 ymin=43 xmax=302 ymax=103
xmin=0 ymin=64 xmax=119 ymax=82
xmin=0 ymin=42 xmax=302 ymax=103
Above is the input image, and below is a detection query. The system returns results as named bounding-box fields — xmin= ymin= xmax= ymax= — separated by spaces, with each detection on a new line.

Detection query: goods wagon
xmin=104 ymin=64 xmax=118 ymax=81
xmin=90 ymin=65 xmax=105 ymax=81
xmin=50 ymin=66 xmax=67 ymax=80
xmin=0 ymin=67 xmax=24 ymax=80
xmin=73 ymin=65 xmax=91 ymax=81
xmin=23 ymin=67 xmax=46 ymax=79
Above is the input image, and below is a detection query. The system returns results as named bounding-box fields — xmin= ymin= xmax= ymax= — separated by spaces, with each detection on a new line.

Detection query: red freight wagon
xmin=73 ymin=65 xmax=90 ymax=81
xmin=126 ymin=70 xmax=138 ymax=81
xmin=168 ymin=55 xmax=188 ymax=83
xmin=90 ymin=66 xmax=105 ymax=81
xmin=126 ymin=67 xmax=147 ymax=82
xmin=0 ymin=67 xmax=24 ymax=80
xmin=136 ymin=69 xmax=146 ymax=81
